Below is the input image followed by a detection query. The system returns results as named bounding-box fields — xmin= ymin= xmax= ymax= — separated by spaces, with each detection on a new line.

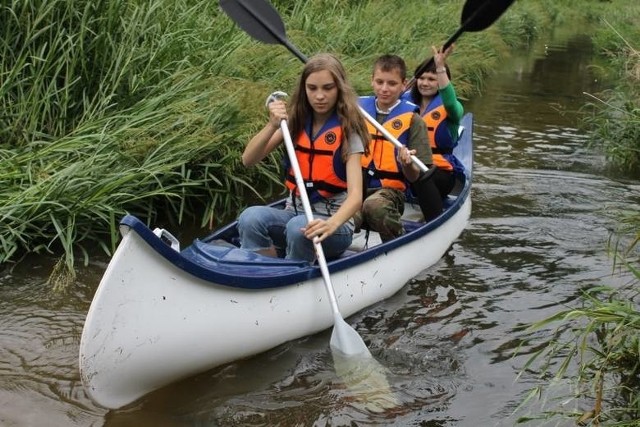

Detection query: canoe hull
xmin=80 ymin=199 xmax=470 ymax=409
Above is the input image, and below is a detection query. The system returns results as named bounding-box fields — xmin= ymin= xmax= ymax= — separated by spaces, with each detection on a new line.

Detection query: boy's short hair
xmin=372 ymin=54 xmax=407 ymax=80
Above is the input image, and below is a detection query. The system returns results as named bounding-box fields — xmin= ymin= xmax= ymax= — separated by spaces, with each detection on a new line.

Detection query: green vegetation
xmin=0 ymin=0 xmax=284 ymax=283
xmin=582 ymin=20 xmax=640 ymax=174
xmin=0 ymin=1 xmax=637 ymax=276
xmin=517 ymin=281 xmax=640 ymax=426
xmin=0 ymin=0 xmax=553 ymax=279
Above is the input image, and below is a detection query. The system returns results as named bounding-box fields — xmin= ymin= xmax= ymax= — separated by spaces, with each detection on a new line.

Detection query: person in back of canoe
xmin=355 ymin=54 xmax=442 ymax=242
xmin=238 ymin=53 xmax=370 ymax=262
xmin=404 ymin=44 xmax=465 ymax=199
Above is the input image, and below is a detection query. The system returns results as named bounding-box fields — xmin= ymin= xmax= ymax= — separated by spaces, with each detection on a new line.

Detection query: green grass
xmin=580 ymin=13 xmax=640 ymax=174
xmin=0 ymin=0 xmax=285 ymax=273
xmin=0 ymin=0 xmax=634 ymax=280
xmin=515 ymin=279 xmax=640 ymax=426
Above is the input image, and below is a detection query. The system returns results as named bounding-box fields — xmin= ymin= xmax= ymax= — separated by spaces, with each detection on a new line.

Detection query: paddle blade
xmin=219 ymin=0 xmax=308 ymax=62
xmin=332 ymin=351 xmax=400 ymax=412
xmin=330 ymin=316 xmax=372 ymax=358
xmin=408 ymin=0 xmax=515 ymax=84
xmin=461 ymin=0 xmax=516 ymax=32
xmin=219 ymin=0 xmax=286 ymax=45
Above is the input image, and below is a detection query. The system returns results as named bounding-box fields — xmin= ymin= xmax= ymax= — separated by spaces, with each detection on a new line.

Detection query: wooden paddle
xmin=262 ymin=92 xmax=371 ymax=357
xmin=219 ymin=0 xmax=430 ymax=174
xmin=406 ymin=0 xmax=516 ymax=88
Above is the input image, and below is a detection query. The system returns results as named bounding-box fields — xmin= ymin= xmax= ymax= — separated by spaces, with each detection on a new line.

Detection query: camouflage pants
xmin=353 ymin=188 xmax=405 ymax=242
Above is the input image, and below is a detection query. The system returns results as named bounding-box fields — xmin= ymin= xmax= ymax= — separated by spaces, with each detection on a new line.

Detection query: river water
xmin=1 ymin=32 xmax=638 ymax=427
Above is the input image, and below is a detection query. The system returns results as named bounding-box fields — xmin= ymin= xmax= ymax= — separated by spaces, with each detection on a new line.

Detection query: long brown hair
xmin=288 ymin=53 xmax=370 ymax=161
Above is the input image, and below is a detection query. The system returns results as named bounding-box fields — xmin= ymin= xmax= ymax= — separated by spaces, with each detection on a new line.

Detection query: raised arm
xmin=433 ymin=45 xmax=464 ymax=125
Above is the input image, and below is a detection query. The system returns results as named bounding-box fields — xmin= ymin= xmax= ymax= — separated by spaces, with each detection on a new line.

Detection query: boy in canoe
xmin=356 ymin=54 xmax=442 ymax=242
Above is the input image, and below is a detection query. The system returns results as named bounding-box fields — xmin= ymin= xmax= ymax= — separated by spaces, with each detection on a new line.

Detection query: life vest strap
xmin=368 ymin=133 xmax=387 ymax=142
xmin=285 ymin=175 xmax=346 ymax=195
xmin=294 ymin=145 xmax=334 ymax=156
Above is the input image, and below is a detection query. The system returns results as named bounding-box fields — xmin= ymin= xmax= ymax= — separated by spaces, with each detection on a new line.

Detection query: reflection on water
xmin=471 ymin=34 xmax=601 ymax=127
xmin=1 ymin=33 xmax=638 ymax=426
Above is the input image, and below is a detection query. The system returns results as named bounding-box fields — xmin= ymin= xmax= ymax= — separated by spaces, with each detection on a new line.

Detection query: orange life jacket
xmin=421 ymin=95 xmax=456 ymax=172
xmin=359 ymin=96 xmax=417 ymax=191
xmin=284 ymin=114 xmax=347 ymax=200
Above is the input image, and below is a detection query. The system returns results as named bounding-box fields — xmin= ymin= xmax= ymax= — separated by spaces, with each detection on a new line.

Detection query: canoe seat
xmin=182 ymin=239 xmax=309 ymax=268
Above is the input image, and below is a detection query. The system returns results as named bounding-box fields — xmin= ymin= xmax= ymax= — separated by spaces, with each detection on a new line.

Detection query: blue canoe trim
xmin=118 ymin=113 xmax=474 ymax=290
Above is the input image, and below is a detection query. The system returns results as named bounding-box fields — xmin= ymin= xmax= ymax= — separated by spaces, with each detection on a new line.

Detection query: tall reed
xmin=581 ymin=19 xmax=640 ymax=174
xmin=515 ymin=281 xmax=639 ymax=426
xmin=0 ymin=0 xmax=579 ymax=281
xmin=0 ymin=0 xmax=284 ymax=276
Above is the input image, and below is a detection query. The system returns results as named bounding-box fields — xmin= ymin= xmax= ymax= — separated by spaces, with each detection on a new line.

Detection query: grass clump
xmin=516 ymin=279 xmax=640 ymax=426
xmin=0 ymin=0 xmax=284 ymax=274
xmin=0 ymin=0 xmax=605 ymax=281
xmin=580 ymin=8 xmax=640 ymax=174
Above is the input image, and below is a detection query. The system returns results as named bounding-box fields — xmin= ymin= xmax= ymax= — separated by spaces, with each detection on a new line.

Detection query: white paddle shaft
xmin=266 ymin=92 xmax=371 ymax=357
xmin=278 ymin=120 xmax=343 ymax=315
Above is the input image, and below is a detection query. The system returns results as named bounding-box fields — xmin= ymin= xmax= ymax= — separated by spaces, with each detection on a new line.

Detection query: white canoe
xmin=79 ymin=113 xmax=474 ymax=409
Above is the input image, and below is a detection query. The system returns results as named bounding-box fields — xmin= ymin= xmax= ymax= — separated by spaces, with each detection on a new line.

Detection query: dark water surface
xmin=2 ymin=33 xmax=638 ymax=426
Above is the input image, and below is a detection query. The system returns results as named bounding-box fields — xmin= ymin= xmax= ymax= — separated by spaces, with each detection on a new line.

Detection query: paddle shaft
xmin=278 ymin=119 xmax=342 ymax=315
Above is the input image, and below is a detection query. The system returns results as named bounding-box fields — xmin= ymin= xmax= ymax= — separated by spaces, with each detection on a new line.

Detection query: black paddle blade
xmin=461 ymin=0 xmax=516 ymax=32
xmin=219 ymin=0 xmax=286 ymax=45
xmin=219 ymin=0 xmax=308 ymax=62
xmin=409 ymin=0 xmax=515 ymax=82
